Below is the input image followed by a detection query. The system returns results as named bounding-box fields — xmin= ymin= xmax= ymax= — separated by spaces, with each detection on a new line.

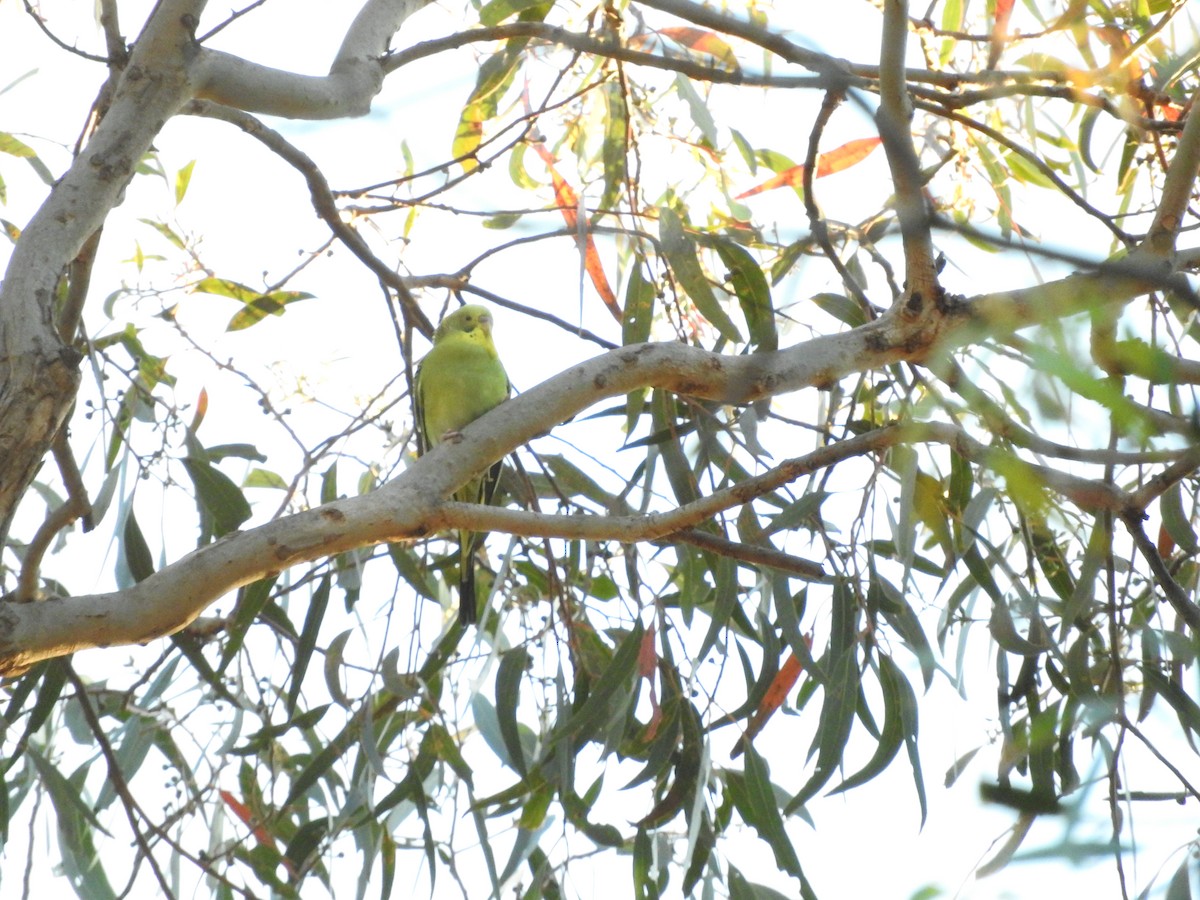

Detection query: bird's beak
xmin=479 ymin=312 xmax=493 ymax=330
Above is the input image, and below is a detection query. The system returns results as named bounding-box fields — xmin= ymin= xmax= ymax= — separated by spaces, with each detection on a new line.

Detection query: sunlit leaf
xmin=174 ymin=159 xmax=195 ymax=205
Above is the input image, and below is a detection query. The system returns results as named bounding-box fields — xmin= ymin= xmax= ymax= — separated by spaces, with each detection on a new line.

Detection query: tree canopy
xmin=2 ymin=0 xmax=1200 ymax=897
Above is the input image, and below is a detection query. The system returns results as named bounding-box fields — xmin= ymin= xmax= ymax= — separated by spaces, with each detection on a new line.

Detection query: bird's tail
xmin=458 ymin=529 xmax=478 ymax=625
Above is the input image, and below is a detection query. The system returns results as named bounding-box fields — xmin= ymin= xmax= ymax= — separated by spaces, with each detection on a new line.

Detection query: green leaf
xmin=207 ymin=443 xmax=267 ymax=463
xmin=1161 ymin=481 xmax=1200 ymax=556
xmin=483 ymin=211 xmax=523 ymax=229
xmin=788 ymin=634 xmax=859 ymax=807
xmin=226 ymin=290 xmax=314 ymax=332
xmin=191 ymin=277 xmax=313 ymax=331
xmin=600 ymin=81 xmax=629 ymax=213
xmin=715 ymin=239 xmax=776 ymax=351
xmin=221 ymin=575 xmax=278 ymax=670
xmin=452 ymin=43 xmax=525 ymax=170
xmin=387 ymin=542 xmax=440 ymax=602
xmin=673 ymin=74 xmax=717 ymax=146
xmin=734 ymin=744 xmax=814 ymax=893
xmin=496 ymin=647 xmax=530 ymax=776
xmin=191 ymin=277 xmax=263 ymax=303
xmin=658 ymin=207 xmax=743 ymax=342
xmin=547 ymin=621 xmax=644 ymax=751
xmin=95 ymin=716 xmax=157 ymax=812
xmin=138 ymin=218 xmax=186 ymax=250
xmin=244 ymin=467 xmax=288 ymax=490
xmin=479 ymin=0 xmax=551 ymax=25
xmin=15 ymin=659 xmax=69 ymax=750
xmin=988 ymin=596 xmax=1048 ymax=657
xmin=0 ymin=132 xmax=35 ymax=157
xmin=542 ymin=454 xmax=621 ymax=508
xmin=622 ymin=260 xmax=656 ymax=348
xmin=729 ymin=865 xmax=798 ymax=900
xmin=284 ymin=819 xmax=328 ymax=879
xmin=871 ymin=574 xmax=936 ymax=688
xmin=829 ymin=654 xmax=911 ymax=794
xmin=121 ymin=508 xmax=155 ymax=584
xmin=321 ymin=462 xmax=338 ymax=505
xmin=288 ymin=576 xmax=331 ymax=715
xmin=182 ymin=457 xmax=252 ymax=541
xmin=766 ymin=491 xmax=828 ymax=536
xmin=1145 ymin=669 xmax=1200 ymax=741
xmin=27 ymin=749 xmax=118 ymax=900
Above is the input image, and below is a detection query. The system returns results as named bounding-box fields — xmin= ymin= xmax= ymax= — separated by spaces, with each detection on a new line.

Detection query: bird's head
xmin=435 ymin=304 xmax=494 ymax=342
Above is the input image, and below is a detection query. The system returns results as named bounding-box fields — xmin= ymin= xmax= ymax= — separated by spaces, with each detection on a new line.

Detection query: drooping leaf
xmin=530 ymin=140 xmax=621 ymax=321
xmin=714 ymin=239 xmax=776 ymax=352
xmin=287 ymin=575 xmax=331 ymax=715
xmin=657 ymin=207 xmax=743 ymax=342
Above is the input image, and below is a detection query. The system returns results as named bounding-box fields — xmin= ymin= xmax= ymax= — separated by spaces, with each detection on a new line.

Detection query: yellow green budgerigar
xmin=414 ymin=304 xmax=510 ymax=625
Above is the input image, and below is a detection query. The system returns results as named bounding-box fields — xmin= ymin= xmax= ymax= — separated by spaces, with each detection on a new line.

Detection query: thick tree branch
xmin=193 ymin=0 xmax=432 ymax=118
xmin=383 ymin=22 xmax=833 ymax=89
xmin=0 ymin=0 xmax=208 ymax=546
xmin=0 ymin=0 xmax=439 ymax=550
xmin=0 ymin=263 xmax=1173 ymax=671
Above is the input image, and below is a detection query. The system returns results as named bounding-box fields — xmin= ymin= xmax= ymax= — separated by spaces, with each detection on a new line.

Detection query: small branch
xmin=803 ymin=90 xmax=874 ymax=317
xmin=876 ymin=0 xmax=940 ymax=315
xmin=1121 ymin=513 xmax=1200 ymax=631
xmin=14 ymin=430 xmax=93 ymax=601
xmin=914 ymin=99 xmax=1134 ymax=244
xmin=939 ymin=360 xmax=1191 ymax=466
xmin=635 ymin=0 xmax=851 ymax=78
xmin=63 ymin=663 xmax=176 ymax=898
xmin=97 ymin=0 xmax=126 ymax=65
xmin=666 ymin=528 xmax=826 ymax=580
xmin=60 ymin=227 xmax=103 ymax=344
xmin=184 ymin=100 xmax=433 ymax=337
xmin=447 ymin=423 xmax=921 ymax=542
xmin=1144 ymin=82 xmax=1200 ymax=258
xmin=196 ymin=0 xmax=271 ymax=43
xmin=1120 ymin=714 xmax=1200 ymax=801
xmin=20 ymin=0 xmax=109 ymax=62
xmin=1129 ymin=446 xmax=1200 ymax=510
xmin=384 ymin=21 xmax=835 ymax=90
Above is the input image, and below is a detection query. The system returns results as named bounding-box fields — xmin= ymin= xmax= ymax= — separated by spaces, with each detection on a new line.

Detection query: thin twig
xmin=182 ymin=100 xmax=434 ymax=337
xmin=1121 ymin=513 xmax=1200 ymax=631
xmin=803 ymin=90 xmax=874 ymax=317
xmin=63 ymin=663 xmax=177 ymax=900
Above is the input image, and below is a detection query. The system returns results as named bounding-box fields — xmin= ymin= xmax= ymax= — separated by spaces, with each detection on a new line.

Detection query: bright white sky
xmin=2 ymin=1 xmax=1200 ymax=899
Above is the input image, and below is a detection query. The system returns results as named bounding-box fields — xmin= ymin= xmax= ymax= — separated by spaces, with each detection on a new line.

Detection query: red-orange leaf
xmin=531 ymin=141 xmax=622 ymax=321
xmin=732 ymin=646 xmax=808 ymax=756
xmin=735 ymin=136 xmax=881 ymax=199
xmin=815 ymin=136 xmax=883 ymax=177
xmin=988 ymin=0 xmax=1016 ymax=68
xmin=220 ymin=789 xmax=276 ymax=851
xmin=628 ymin=27 xmax=739 ymax=71
xmin=637 ymin=623 xmax=658 ymax=679
xmin=189 ymin=387 xmax=208 ymax=433
xmin=639 ymin=624 xmax=663 ymax=738
xmin=659 ymin=26 xmax=739 ymax=70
